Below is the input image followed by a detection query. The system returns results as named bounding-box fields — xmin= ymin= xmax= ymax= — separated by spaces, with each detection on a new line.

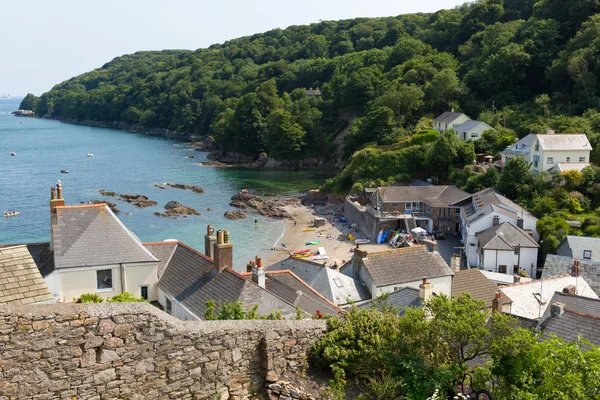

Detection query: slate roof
xmin=476 ymin=222 xmax=539 ymax=251
xmin=0 ymin=245 xmax=54 ymax=305
xmin=542 ymin=254 xmax=600 ymax=296
xmin=502 ymin=133 xmax=536 ymax=156
xmin=480 ymin=270 xmax=532 ymax=285
xmin=454 ymin=120 xmax=492 ymax=133
xmin=144 ymin=241 xmax=178 ymax=278
xmin=536 ymin=134 xmax=592 ymax=151
xmin=361 ymin=246 xmax=454 ymax=287
xmin=551 ymin=162 xmax=591 ymax=173
xmin=500 ymin=274 xmax=598 ymax=319
xmin=359 ymin=287 xmax=423 ymax=315
xmin=264 ymin=257 xmax=370 ymax=305
xmin=377 ymin=185 xmax=470 ymax=206
xmin=556 ymin=236 xmax=600 ymax=262
xmin=539 ymin=309 xmax=600 ymax=346
xmin=452 ymin=268 xmax=512 ymax=308
xmin=466 ymin=188 xmax=534 ymax=223
xmin=246 ymin=270 xmax=340 ymax=316
xmin=149 ymin=241 xmax=297 ymax=319
xmin=434 ymin=111 xmax=468 ymax=124
xmin=53 ymin=204 xmax=158 ymax=269
xmin=541 ymin=292 xmax=600 ymax=320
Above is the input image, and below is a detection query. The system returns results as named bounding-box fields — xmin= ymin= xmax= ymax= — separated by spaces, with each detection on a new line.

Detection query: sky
xmin=1 ymin=0 xmax=466 ymax=97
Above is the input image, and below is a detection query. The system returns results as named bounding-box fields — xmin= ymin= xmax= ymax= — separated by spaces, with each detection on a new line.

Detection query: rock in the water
xmin=155 ymin=201 xmax=200 ymax=218
xmin=165 ymin=182 xmax=204 ymax=194
xmin=119 ymin=194 xmax=157 ymax=208
xmin=229 ymin=200 xmax=247 ymax=209
xmin=187 ymin=155 xmax=195 ymax=158
xmin=99 ymin=190 xmax=116 ymax=197
xmin=224 ymin=210 xmax=248 ymax=220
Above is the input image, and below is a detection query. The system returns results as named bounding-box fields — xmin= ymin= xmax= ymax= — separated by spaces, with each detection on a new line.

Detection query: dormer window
xmin=584 ymin=250 xmax=592 ymax=259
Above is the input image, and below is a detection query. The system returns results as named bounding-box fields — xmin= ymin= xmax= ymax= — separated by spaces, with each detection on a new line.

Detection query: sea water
xmin=0 ymin=98 xmax=329 ymax=270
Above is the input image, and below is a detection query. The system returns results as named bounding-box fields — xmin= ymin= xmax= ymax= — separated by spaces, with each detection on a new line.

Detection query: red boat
xmin=293 ymin=248 xmax=311 ymax=254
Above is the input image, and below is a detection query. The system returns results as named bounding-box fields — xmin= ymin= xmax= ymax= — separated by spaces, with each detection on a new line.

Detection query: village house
xmin=500 ymin=133 xmax=536 ymax=166
xmin=530 ymin=131 xmax=592 ymax=173
xmin=556 ymin=235 xmax=600 ymax=262
xmin=304 ymin=87 xmax=322 ymax=97
xmin=358 ymin=279 xmax=442 ymax=315
xmin=433 ymin=111 xmax=492 ymax=141
xmin=42 ymin=184 xmax=161 ymax=302
xmin=452 ymin=268 xmax=512 ymax=311
xmin=345 ymin=245 xmax=454 ymax=298
xmin=145 ymin=227 xmax=340 ymax=320
xmin=461 ymin=188 xmax=538 ymax=270
xmin=542 ymin=256 xmax=600 ymax=297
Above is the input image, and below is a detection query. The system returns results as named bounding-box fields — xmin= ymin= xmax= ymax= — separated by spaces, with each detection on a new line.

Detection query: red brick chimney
xmin=492 ymin=292 xmax=503 ymax=313
xmin=571 ymin=260 xmax=581 ymax=277
xmin=213 ymin=230 xmax=233 ymax=272
xmin=49 ymin=183 xmax=65 ymax=252
xmin=204 ymin=225 xmax=216 ymax=259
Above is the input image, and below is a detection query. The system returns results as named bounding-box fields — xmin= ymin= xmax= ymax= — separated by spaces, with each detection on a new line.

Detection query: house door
xmin=140 ymin=285 xmax=148 ymax=300
xmin=455 ymin=222 xmax=460 ymax=233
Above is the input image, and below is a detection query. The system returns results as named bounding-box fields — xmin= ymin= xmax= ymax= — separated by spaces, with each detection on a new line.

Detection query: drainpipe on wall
xmin=120 ymin=264 xmax=127 ymax=293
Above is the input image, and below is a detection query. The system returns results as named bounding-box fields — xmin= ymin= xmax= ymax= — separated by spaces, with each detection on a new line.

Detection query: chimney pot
xmin=563 ymin=284 xmax=576 ymax=295
xmin=517 ymin=218 xmax=524 ymax=229
xmin=204 ymin=225 xmax=217 ymax=259
xmin=571 ymin=260 xmax=581 ymax=277
xmin=252 ymin=264 xmax=266 ymax=288
xmin=492 ymin=291 xmax=503 ymax=313
xmin=551 ymin=302 xmax=565 ymax=317
xmin=56 ymin=183 xmax=63 ymax=200
xmin=419 ymin=278 xmax=433 ymax=301
xmin=513 ymin=275 xmax=521 ymax=284
xmin=213 ymin=230 xmax=233 ymax=272
xmin=257 ymin=258 xmax=263 ymax=268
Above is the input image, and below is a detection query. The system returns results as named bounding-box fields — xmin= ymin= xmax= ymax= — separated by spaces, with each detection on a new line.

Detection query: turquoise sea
xmin=0 ymin=98 xmax=329 ymax=270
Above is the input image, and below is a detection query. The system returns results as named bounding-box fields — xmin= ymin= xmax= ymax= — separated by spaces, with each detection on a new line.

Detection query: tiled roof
xmin=476 ymin=222 xmax=539 ymax=251
xmin=359 ymin=287 xmax=423 ymax=315
xmin=0 ymin=245 xmax=54 ymax=305
xmin=467 ymin=188 xmax=534 ymax=223
xmin=377 ymin=185 xmax=470 ymax=206
xmin=362 ymin=246 xmax=453 ymax=287
xmin=53 ymin=204 xmax=158 ymax=269
xmin=264 ymin=257 xmax=370 ymax=305
xmin=144 ymin=242 xmax=178 ymax=278
xmin=154 ymin=241 xmax=296 ymax=319
xmin=454 ymin=120 xmax=492 ymax=133
xmin=452 ymin=268 xmax=512 ymax=308
xmin=539 ymin=309 xmax=600 ymax=346
xmin=433 ymin=111 xmax=468 ymax=124
xmin=536 ymin=134 xmax=592 ymax=151
xmin=541 ymin=292 xmax=600 ymax=320
xmin=556 ymin=236 xmax=600 ymax=262
xmin=500 ymin=274 xmax=598 ymax=319
xmin=542 ymin=254 xmax=600 ymax=296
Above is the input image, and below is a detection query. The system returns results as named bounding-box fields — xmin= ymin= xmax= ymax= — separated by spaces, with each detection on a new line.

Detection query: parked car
xmin=435 ymin=232 xmax=447 ymax=240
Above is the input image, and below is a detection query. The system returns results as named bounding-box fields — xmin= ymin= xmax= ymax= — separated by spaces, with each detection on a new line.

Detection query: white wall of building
xmin=435 ymin=114 xmax=470 ymax=132
xmin=479 ymin=247 xmax=537 ymax=277
xmin=124 ymin=264 xmax=159 ymax=301
xmin=531 ymin=148 xmax=591 ymax=173
xmin=375 ymin=275 xmax=453 ymax=298
xmin=157 ymin=288 xmax=199 ymax=321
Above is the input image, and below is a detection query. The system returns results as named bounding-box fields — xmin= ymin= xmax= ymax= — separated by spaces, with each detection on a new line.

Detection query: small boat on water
xmin=60 ymin=170 xmax=70 ymax=174
xmin=87 ymin=152 xmax=94 ymax=157
xmin=4 ymin=211 xmax=20 ymax=217
xmin=10 ymin=152 xmax=16 ymax=156
xmin=355 ymin=239 xmax=370 ymax=244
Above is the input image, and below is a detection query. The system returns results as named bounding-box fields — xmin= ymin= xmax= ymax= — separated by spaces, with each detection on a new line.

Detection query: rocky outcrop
xmin=266 ymin=380 xmax=329 ymax=400
xmin=99 ymin=190 xmax=117 ymax=197
xmin=208 ymin=151 xmax=255 ymax=163
xmin=86 ymin=200 xmax=120 ymax=213
xmin=229 ymin=200 xmax=247 ymax=209
xmin=301 ymin=190 xmax=330 ymax=207
xmin=155 ymin=201 xmax=200 ymax=218
xmin=224 ymin=210 xmax=248 ymax=220
xmin=198 ymin=160 xmax=231 ymax=167
xmin=119 ymin=193 xmax=158 ymax=208
xmin=164 ymin=182 xmax=204 ymax=194
xmin=230 ymin=193 xmax=296 ymax=220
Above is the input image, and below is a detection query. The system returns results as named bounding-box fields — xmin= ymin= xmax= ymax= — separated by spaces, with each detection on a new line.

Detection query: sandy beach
xmin=261 ymin=202 xmax=388 ymax=268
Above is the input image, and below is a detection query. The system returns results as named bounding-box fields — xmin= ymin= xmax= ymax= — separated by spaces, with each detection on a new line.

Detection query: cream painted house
xmin=433 ymin=111 xmax=470 ymax=133
xmin=454 ymin=120 xmax=493 ymax=141
xmin=530 ymin=132 xmax=592 ymax=173
xmin=42 ymin=185 xmax=160 ymax=302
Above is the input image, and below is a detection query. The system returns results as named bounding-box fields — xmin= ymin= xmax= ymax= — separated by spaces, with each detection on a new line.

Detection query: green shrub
xmin=108 ymin=292 xmax=147 ymax=303
xmin=77 ymin=293 xmax=104 ymax=303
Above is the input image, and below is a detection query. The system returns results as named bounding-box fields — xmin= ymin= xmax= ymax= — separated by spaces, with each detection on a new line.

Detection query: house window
xmin=426 ymin=204 xmax=431 ymax=213
xmin=580 ymin=157 xmax=586 ymax=162
xmin=498 ymin=265 xmax=507 ymax=274
xmin=166 ymin=298 xmax=172 ymax=314
xmin=547 ymin=157 xmax=553 ymax=164
xmin=534 ymin=142 xmax=539 ymax=151
xmin=140 ymin=285 xmax=149 ymax=300
xmin=455 ymin=208 xmax=461 ymax=217
xmin=471 ymin=133 xmax=478 ymax=138
xmin=566 ymin=157 xmax=570 ymax=162
xmin=584 ymin=250 xmax=592 ymax=259
xmin=533 ymin=155 xmax=539 ymax=168
xmin=96 ymin=269 xmax=113 ymax=291
xmin=513 ymin=265 xmax=519 ymax=274
xmin=405 ymin=202 xmax=412 ymax=211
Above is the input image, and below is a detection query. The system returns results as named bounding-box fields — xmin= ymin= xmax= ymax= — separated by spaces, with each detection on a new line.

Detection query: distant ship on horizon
xmin=1 ymin=94 xmax=11 ymax=99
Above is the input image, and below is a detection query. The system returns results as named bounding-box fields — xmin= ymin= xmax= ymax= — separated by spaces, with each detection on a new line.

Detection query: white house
xmin=43 ymin=185 xmax=160 ymax=303
xmin=476 ymin=221 xmax=539 ymax=277
xmin=556 ymin=236 xmax=600 ymax=262
xmin=501 ymin=133 xmax=536 ymax=166
xmin=454 ymin=120 xmax=494 ymax=141
xmin=461 ymin=188 xmax=538 ymax=269
xmin=530 ymin=132 xmax=592 ymax=173
xmin=433 ymin=111 xmax=470 ymax=133
xmin=349 ymin=245 xmax=454 ymax=298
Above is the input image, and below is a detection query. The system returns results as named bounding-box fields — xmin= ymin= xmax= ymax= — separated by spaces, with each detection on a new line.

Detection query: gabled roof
xmin=359 ymin=287 xmax=423 ymax=315
xmin=541 ymin=292 xmax=600 ymax=320
xmin=551 ymin=162 xmax=591 ymax=173
xmin=500 ymin=274 xmax=598 ymax=319
xmin=476 ymin=222 xmax=539 ymax=251
xmin=556 ymin=236 xmax=600 ymax=262
xmin=466 ymin=188 xmax=534 ymax=223
xmin=535 ymin=134 xmax=592 ymax=151
xmin=454 ymin=120 xmax=492 ymax=133
xmin=0 ymin=245 xmax=54 ymax=305
xmin=361 ymin=246 xmax=453 ymax=287
xmin=452 ymin=268 xmax=512 ymax=308
xmin=434 ymin=111 xmax=468 ymax=124
xmin=149 ymin=241 xmax=297 ymax=319
xmin=542 ymin=254 xmax=600 ymax=296
xmin=501 ymin=133 xmax=535 ymax=156
xmin=144 ymin=241 xmax=178 ymax=278
xmin=241 ymin=270 xmax=340 ymax=316
xmin=539 ymin=308 xmax=600 ymax=346
xmin=264 ymin=257 xmax=370 ymax=305
xmin=53 ymin=204 xmax=158 ymax=269
xmin=377 ymin=185 xmax=471 ymax=206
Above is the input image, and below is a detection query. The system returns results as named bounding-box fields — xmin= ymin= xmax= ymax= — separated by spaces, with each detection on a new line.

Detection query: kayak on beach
xmin=306 ymin=240 xmax=322 ymax=245
xmin=293 ymin=248 xmax=311 ymax=254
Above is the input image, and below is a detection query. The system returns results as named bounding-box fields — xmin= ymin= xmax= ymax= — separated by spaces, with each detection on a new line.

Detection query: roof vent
xmin=547 ymin=129 xmax=555 ymax=135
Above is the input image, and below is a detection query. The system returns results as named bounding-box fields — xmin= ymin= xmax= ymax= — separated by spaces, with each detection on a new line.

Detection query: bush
xmin=108 ymin=292 xmax=147 ymax=302
xmin=77 ymin=293 xmax=104 ymax=303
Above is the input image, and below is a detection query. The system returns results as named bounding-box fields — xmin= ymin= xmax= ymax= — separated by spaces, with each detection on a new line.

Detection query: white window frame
xmin=583 ymin=250 xmax=592 ymax=259
xmin=96 ymin=269 xmax=113 ymax=292
xmin=580 ymin=156 xmax=586 ymax=162
xmin=547 ymin=157 xmax=553 ymax=164
xmin=471 ymin=133 xmax=478 ymax=138
xmin=566 ymin=157 xmax=571 ymax=162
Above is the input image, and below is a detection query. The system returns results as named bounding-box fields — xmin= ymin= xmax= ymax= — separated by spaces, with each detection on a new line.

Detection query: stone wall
xmin=0 ymin=303 xmax=327 ymax=400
